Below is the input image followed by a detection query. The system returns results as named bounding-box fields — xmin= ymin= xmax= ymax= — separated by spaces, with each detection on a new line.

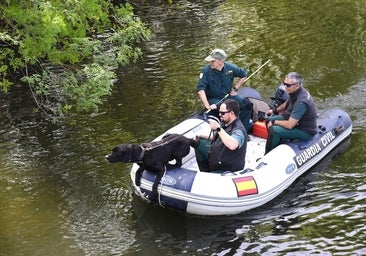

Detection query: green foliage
xmin=20 ymin=71 xmax=50 ymax=95
xmin=62 ymin=63 xmax=115 ymax=112
xmin=0 ymin=0 xmax=150 ymax=116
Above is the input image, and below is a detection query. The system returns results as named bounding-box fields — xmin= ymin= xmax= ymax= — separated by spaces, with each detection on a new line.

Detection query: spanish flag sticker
xmin=233 ymin=176 xmax=258 ymax=197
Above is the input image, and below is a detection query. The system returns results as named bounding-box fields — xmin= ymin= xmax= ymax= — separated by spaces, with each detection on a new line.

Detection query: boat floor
xmin=181 ymin=135 xmax=266 ymax=172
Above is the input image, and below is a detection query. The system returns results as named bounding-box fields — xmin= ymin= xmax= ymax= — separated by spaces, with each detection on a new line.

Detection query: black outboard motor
xmin=269 ymin=84 xmax=289 ymax=110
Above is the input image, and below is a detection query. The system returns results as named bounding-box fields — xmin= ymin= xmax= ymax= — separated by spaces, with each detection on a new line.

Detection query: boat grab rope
xmin=158 ymin=167 xmax=167 ymax=207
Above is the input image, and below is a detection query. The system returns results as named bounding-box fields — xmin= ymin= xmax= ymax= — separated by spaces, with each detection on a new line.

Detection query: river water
xmin=1 ymin=0 xmax=365 ymax=255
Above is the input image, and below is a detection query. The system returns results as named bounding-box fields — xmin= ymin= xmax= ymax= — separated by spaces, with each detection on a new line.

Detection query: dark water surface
xmin=1 ymin=0 xmax=365 ymax=255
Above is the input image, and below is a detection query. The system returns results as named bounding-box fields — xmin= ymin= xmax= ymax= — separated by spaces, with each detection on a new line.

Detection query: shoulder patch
xmin=233 ymin=131 xmax=242 ymax=136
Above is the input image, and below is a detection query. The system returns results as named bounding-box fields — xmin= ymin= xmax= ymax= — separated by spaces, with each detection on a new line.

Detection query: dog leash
xmin=141 ymin=134 xmax=187 ymax=151
xmin=142 ymin=140 xmax=168 ymax=151
xmin=138 ymin=133 xmax=196 ymax=163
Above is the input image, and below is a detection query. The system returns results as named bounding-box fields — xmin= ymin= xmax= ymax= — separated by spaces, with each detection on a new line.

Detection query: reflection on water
xmin=0 ymin=0 xmax=365 ymax=255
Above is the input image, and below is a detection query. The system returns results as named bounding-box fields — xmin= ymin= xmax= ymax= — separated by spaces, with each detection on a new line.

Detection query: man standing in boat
xmin=197 ymin=49 xmax=253 ymax=132
xmin=265 ymin=72 xmax=318 ymax=153
xmin=195 ymin=99 xmax=247 ymax=173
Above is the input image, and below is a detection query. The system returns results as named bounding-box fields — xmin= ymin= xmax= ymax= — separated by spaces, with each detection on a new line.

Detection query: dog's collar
xmin=136 ymin=145 xmax=145 ymax=163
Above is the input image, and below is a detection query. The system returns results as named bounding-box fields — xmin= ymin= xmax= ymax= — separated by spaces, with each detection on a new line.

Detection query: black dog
xmin=106 ymin=133 xmax=198 ymax=196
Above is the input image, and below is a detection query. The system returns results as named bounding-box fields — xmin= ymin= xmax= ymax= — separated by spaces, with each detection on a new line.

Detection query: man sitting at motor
xmin=265 ymin=72 xmax=318 ymax=153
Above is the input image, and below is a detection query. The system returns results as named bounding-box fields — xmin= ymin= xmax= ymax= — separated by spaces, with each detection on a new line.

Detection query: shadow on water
xmin=125 ymin=137 xmax=352 ymax=255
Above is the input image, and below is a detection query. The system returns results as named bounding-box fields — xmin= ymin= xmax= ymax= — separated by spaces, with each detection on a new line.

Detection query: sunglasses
xmin=283 ymin=82 xmax=298 ymax=88
xmin=219 ymin=110 xmax=231 ymax=116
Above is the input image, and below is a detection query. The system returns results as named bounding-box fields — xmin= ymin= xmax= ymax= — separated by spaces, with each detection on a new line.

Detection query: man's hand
xmin=208 ymin=119 xmax=220 ymax=130
xmin=209 ymin=104 xmax=217 ymax=110
xmin=230 ymin=88 xmax=238 ymax=96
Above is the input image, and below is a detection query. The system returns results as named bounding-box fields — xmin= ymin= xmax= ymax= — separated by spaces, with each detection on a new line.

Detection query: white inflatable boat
xmin=130 ymin=89 xmax=352 ymax=216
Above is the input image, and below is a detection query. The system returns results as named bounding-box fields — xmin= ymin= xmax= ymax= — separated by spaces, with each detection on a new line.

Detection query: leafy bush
xmin=0 ymin=0 xmax=150 ymax=115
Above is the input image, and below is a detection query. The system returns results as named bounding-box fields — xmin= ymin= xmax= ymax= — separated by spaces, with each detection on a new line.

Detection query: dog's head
xmin=105 ymin=144 xmax=135 ymax=163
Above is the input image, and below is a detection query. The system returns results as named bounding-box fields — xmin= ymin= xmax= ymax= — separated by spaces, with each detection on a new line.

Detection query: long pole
xmin=204 ymin=59 xmax=271 ymax=113
xmin=244 ymin=59 xmax=271 ymax=81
